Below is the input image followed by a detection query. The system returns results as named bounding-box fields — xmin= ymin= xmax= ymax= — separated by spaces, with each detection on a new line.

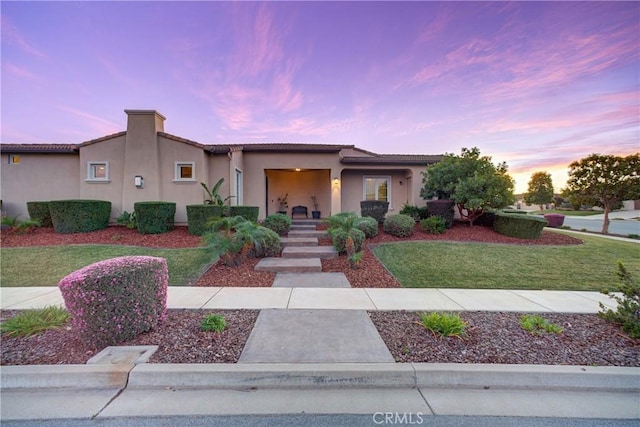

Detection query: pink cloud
xmin=58 ymin=107 xmax=121 ymax=136
xmin=1 ymin=16 xmax=47 ymax=58
xmin=3 ymin=63 xmax=38 ymax=79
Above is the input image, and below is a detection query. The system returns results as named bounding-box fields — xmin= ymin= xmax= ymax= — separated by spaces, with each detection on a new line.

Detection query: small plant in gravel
xmin=1 ymin=215 xmax=40 ymax=234
xmin=0 ymin=306 xmax=69 ymax=337
xmin=599 ymin=262 xmax=640 ymax=339
xmin=420 ymin=216 xmax=447 ymax=234
xmin=116 ymin=210 xmax=137 ymax=229
xmin=519 ymin=314 xmax=563 ymax=335
xmin=418 ymin=312 xmax=467 ymax=338
xmin=201 ymin=314 xmax=227 ymax=332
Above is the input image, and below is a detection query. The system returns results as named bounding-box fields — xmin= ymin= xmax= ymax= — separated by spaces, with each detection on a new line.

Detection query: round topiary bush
xmin=27 ymin=201 xmax=52 ymax=227
xmin=186 ymin=205 xmax=224 ymax=236
xmin=355 ymin=216 xmax=378 ymax=238
xmin=262 ymin=213 xmax=292 ymax=236
xmin=135 ymin=201 xmax=176 ymax=234
xmin=383 ymin=214 xmax=416 ymax=237
xmin=49 ymin=200 xmax=111 ymax=234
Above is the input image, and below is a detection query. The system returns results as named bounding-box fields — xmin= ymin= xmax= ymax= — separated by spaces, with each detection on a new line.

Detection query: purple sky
xmin=2 ymin=1 xmax=638 ymax=193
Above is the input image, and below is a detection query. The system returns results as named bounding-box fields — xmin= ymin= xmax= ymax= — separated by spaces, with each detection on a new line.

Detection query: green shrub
xmin=49 ymin=200 xmax=111 ymax=234
xmin=135 ymin=202 xmax=176 ymax=234
xmin=360 ymin=200 xmax=389 ymax=224
xmin=355 ymin=216 xmax=378 ymax=238
xmin=26 ymin=201 xmax=52 ymax=227
xmin=262 ymin=213 xmax=292 ymax=236
xmin=419 ymin=312 xmax=467 ymax=338
xmin=474 ymin=210 xmax=497 ymax=228
xmin=420 ymin=216 xmax=446 ymax=234
xmin=250 ymin=226 xmax=282 ymax=258
xmin=426 ymin=200 xmax=455 ymax=228
xmin=399 ymin=204 xmax=428 ymax=221
xmin=228 ymin=206 xmax=259 ymax=222
xmin=599 ymin=262 xmax=640 ymax=339
xmin=0 ymin=306 xmax=69 ymax=337
xmin=186 ymin=205 xmax=224 ymax=236
xmin=493 ymin=212 xmax=547 ymax=239
xmin=331 ymin=228 xmax=366 ymax=254
xmin=58 ymin=256 xmax=168 ymax=348
xmin=383 ymin=214 xmax=415 ymax=237
xmin=201 ymin=314 xmax=227 ymax=332
xmin=520 ymin=314 xmax=563 ymax=334
xmin=501 ymin=209 xmax=529 ymax=215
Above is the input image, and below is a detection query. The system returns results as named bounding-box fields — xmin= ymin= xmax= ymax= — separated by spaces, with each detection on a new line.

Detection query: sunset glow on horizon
xmin=2 ymin=1 xmax=638 ymax=194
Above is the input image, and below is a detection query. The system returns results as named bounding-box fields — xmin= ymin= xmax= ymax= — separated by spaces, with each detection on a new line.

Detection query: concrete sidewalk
xmin=0 ymin=286 xmax=619 ymax=313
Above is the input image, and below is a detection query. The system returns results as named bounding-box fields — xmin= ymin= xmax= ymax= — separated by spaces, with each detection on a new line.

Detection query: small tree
xmin=565 ymin=153 xmax=640 ymax=234
xmin=524 ymin=171 xmax=554 ymax=212
xmin=420 ymin=147 xmax=515 ymax=225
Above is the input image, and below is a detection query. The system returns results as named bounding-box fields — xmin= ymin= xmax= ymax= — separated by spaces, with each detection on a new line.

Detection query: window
xmin=86 ymin=162 xmax=109 ymax=182
xmin=8 ymin=155 xmax=20 ymax=164
xmin=234 ymin=168 xmax=243 ymax=205
xmin=364 ymin=176 xmax=391 ymax=203
xmin=174 ymin=162 xmax=195 ymax=181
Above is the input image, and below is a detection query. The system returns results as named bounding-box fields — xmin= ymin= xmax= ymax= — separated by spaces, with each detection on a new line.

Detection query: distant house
xmin=1 ymin=110 xmax=442 ymax=224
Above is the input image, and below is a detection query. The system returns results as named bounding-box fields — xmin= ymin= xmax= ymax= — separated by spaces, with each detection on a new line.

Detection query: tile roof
xmin=236 ymin=143 xmax=353 ymax=153
xmin=0 ymin=143 xmax=78 ymax=153
xmin=341 ymin=154 xmax=442 ymax=165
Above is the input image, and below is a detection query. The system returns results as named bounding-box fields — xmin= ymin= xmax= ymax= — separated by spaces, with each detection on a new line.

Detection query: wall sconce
xmin=399 ymin=180 xmax=403 ymax=186
xmin=134 ymin=175 xmax=144 ymax=188
xmin=333 ymin=177 xmax=339 ymax=185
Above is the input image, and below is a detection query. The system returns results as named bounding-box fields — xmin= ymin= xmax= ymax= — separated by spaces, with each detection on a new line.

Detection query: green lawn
xmin=371 ymin=232 xmax=640 ymax=291
xmin=0 ymin=245 xmax=213 ymax=287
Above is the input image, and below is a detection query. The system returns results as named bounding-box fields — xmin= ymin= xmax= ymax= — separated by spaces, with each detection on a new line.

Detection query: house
xmin=1 ymin=110 xmax=442 ymax=224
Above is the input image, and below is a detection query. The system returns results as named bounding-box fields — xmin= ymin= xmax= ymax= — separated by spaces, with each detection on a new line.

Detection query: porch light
xmin=295 ymin=168 xmax=301 ymax=172
xmin=333 ymin=177 xmax=339 ymax=185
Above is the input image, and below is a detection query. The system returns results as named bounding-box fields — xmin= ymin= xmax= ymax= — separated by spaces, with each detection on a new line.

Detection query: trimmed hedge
xmin=426 ymin=200 xmax=455 ymax=228
xmin=262 ymin=213 xmax=291 ymax=236
xmin=58 ymin=256 xmax=168 ymax=348
xmin=494 ymin=212 xmax=548 ymax=239
xmin=501 ymin=209 xmax=529 ymax=215
xmin=331 ymin=228 xmax=366 ymax=254
xmin=399 ymin=204 xmax=428 ymax=221
xmin=228 ymin=206 xmax=259 ymax=222
xmin=474 ymin=210 xmax=497 ymax=228
xmin=383 ymin=214 xmax=415 ymax=237
xmin=355 ymin=216 xmax=379 ymax=238
xmin=135 ymin=202 xmax=176 ymax=234
xmin=49 ymin=200 xmax=111 ymax=234
xmin=544 ymin=213 xmax=565 ymax=228
xmin=186 ymin=204 xmax=224 ymax=236
xmin=360 ymin=200 xmax=389 ymax=224
xmin=27 ymin=201 xmax=52 ymax=227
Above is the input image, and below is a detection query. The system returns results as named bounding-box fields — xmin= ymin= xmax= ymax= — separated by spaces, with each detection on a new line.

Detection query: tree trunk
xmin=601 ymin=205 xmax=611 ymax=234
xmin=539 ymin=204 xmax=544 ymax=212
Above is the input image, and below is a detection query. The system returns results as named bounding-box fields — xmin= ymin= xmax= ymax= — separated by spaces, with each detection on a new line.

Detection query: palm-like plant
xmin=201 ymin=178 xmax=234 ymax=206
xmin=203 ymin=216 xmax=280 ymax=266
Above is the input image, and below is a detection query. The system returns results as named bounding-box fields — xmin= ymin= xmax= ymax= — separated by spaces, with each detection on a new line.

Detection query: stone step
xmin=288 ymin=230 xmax=329 ymax=239
xmin=282 ymin=246 xmax=338 ymax=259
xmin=290 ymin=224 xmax=317 ymax=230
xmin=272 ymin=272 xmax=350 ymax=288
xmin=291 ymin=219 xmax=322 ymax=226
xmin=255 ymin=257 xmax=322 ymax=273
xmin=280 ymin=237 xmax=318 ymax=247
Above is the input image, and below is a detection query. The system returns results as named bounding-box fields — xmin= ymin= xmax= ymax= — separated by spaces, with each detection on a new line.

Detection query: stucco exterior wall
xmin=158 ymin=136 xmax=208 ymax=224
xmin=79 ymin=135 xmax=126 ymax=220
xmin=1 ymin=153 xmax=80 ymax=218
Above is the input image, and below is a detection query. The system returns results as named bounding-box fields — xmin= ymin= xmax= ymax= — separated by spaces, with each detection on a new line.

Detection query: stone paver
xmin=511 ymin=290 xmax=611 ymax=313
xmin=255 ymin=257 xmax=322 ymax=273
xmin=167 ymin=287 xmax=221 ymax=308
xmin=238 ymin=309 xmax=394 ymax=363
xmin=438 ymin=289 xmax=552 ymax=312
xmin=0 ymin=287 xmax=64 ymax=309
xmin=287 ymin=230 xmax=329 ymax=239
xmin=282 ymin=246 xmax=337 ymax=259
xmin=280 ymin=237 xmax=318 ymax=247
xmin=273 ymin=272 xmax=350 ymax=288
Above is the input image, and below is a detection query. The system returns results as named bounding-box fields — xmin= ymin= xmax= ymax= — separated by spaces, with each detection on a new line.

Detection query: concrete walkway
xmin=0 ymin=285 xmax=620 ymax=313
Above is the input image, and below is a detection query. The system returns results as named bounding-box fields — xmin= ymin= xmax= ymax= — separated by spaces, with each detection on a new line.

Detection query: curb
xmin=2 ymin=363 xmax=638 ymax=391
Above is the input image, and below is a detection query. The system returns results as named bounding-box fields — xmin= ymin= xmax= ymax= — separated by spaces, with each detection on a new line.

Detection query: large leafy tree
xmin=420 ymin=147 xmax=515 ymax=225
xmin=565 ymin=153 xmax=640 ymax=234
xmin=524 ymin=171 xmax=554 ymax=212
